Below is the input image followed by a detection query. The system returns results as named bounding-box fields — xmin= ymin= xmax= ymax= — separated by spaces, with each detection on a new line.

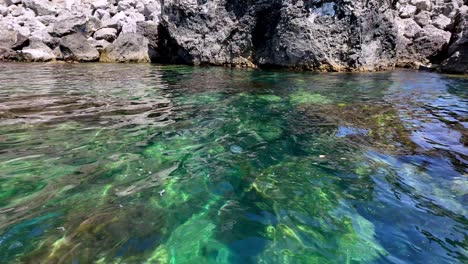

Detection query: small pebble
xmin=319 ymin=155 xmax=326 ymax=158
xmin=230 ymin=145 xmax=243 ymax=154
xmin=159 ymin=190 xmax=166 ymax=196
xmin=56 ymin=227 xmax=65 ymax=231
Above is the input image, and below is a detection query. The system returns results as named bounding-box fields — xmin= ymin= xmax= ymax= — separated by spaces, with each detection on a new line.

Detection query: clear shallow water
xmin=0 ymin=63 xmax=466 ymax=264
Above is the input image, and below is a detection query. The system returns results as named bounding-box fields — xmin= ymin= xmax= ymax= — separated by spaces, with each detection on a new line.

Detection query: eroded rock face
xmin=0 ymin=0 xmax=466 ymax=73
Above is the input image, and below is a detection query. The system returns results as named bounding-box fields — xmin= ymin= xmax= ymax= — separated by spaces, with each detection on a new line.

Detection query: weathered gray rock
xmin=100 ymin=33 xmax=150 ymax=62
xmin=0 ymin=0 xmax=465 ymax=73
xmin=440 ymin=5 xmax=468 ymax=74
xmin=4 ymin=0 xmax=22 ymax=6
xmin=93 ymin=27 xmax=117 ymax=41
xmin=88 ymin=38 xmax=111 ymax=52
xmin=0 ymin=5 xmax=8 ymax=17
xmin=22 ymin=0 xmax=58 ymax=16
xmin=0 ymin=47 xmax=16 ymax=61
xmin=50 ymin=15 xmax=100 ymax=37
xmin=101 ymin=11 xmax=127 ymax=30
xmin=432 ymin=14 xmax=452 ymax=30
xmin=414 ymin=11 xmax=432 ymax=26
xmin=399 ymin=4 xmax=417 ymax=18
xmin=59 ymin=33 xmax=100 ymax=61
xmin=18 ymin=39 xmax=55 ymax=61
xmin=411 ymin=0 xmax=431 ymax=11
xmin=0 ymin=28 xmax=29 ymax=50
xmin=51 ymin=15 xmax=88 ymax=37
xmin=91 ymin=0 xmax=109 ymax=10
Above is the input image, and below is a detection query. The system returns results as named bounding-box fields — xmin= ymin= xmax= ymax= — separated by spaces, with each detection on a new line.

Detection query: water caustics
xmin=0 ymin=63 xmax=466 ymax=263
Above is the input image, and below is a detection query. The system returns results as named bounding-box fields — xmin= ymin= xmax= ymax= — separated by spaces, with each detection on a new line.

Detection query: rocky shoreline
xmin=0 ymin=0 xmax=467 ymax=74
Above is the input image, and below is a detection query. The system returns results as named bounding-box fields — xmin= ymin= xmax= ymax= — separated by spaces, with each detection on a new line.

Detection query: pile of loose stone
xmin=395 ymin=0 xmax=467 ymax=72
xmin=0 ymin=0 xmax=161 ymax=62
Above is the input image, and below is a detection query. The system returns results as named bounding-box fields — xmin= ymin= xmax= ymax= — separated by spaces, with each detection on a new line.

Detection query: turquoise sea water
xmin=0 ymin=63 xmax=466 ymax=263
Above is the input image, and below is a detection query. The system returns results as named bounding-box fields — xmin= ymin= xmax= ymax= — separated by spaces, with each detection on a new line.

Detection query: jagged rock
xmin=440 ymin=51 xmax=468 ymax=74
xmin=158 ymin=0 xmax=397 ymax=71
xmin=100 ymin=33 xmax=150 ymax=62
xmin=50 ymin=15 xmax=100 ymax=37
xmin=18 ymin=39 xmax=55 ymax=61
xmin=399 ymin=4 xmax=417 ymax=18
xmin=94 ymin=9 xmax=110 ymax=20
xmin=88 ymin=38 xmax=111 ymax=52
xmin=414 ymin=11 xmax=431 ymax=26
xmin=411 ymin=0 xmax=431 ymax=11
xmin=101 ymin=11 xmax=127 ymax=30
xmin=398 ymin=18 xmax=422 ymax=38
xmin=4 ymin=0 xmax=22 ymax=6
xmin=93 ymin=27 xmax=117 ymax=42
xmin=0 ymin=5 xmax=8 ymax=16
xmin=136 ymin=20 xmax=158 ymax=48
xmin=0 ymin=28 xmax=28 ymax=50
xmin=52 ymin=46 xmax=62 ymax=60
xmin=432 ymin=14 xmax=452 ymax=30
xmin=22 ymin=0 xmax=58 ymax=16
xmin=118 ymin=0 xmax=135 ymax=12
xmin=9 ymin=5 xmax=25 ymax=17
xmin=0 ymin=47 xmax=16 ymax=61
xmin=59 ymin=33 xmax=100 ymax=61
xmin=30 ymin=29 xmax=57 ymax=48
xmin=37 ymin=15 xmax=57 ymax=26
xmin=91 ymin=0 xmax=109 ymax=10
xmin=51 ymin=15 xmax=88 ymax=37
xmin=440 ymin=5 xmax=467 ymax=74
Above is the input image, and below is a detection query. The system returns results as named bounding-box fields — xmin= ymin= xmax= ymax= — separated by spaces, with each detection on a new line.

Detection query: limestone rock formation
xmin=0 ymin=0 xmax=465 ymax=73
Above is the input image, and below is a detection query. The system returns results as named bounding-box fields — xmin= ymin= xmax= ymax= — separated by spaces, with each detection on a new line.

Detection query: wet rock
xmin=100 ymin=33 xmax=150 ymax=63
xmin=93 ymin=27 xmax=117 ymax=42
xmin=89 ymin=38 xmax=111 ymax=52
xmin=0 ymin=47 xmax=16 ymax=61
xmin=59 ymin=33 xmax=99 ymax=62
xmin=440 ymin=51 xmax=468 ymax=73
xmin=440 ymin=6 xmax=468 ymax=74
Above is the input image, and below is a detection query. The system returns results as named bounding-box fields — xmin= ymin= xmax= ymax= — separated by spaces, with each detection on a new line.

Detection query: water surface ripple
xmin=0 ymin=63 xmax=466 ymax=263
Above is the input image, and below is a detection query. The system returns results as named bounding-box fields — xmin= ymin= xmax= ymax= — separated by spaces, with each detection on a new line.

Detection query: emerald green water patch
xmin=0 ymin=64 xmax=466 ymax=263
xmin=290 ymin=90 xmax=333 ymax=105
